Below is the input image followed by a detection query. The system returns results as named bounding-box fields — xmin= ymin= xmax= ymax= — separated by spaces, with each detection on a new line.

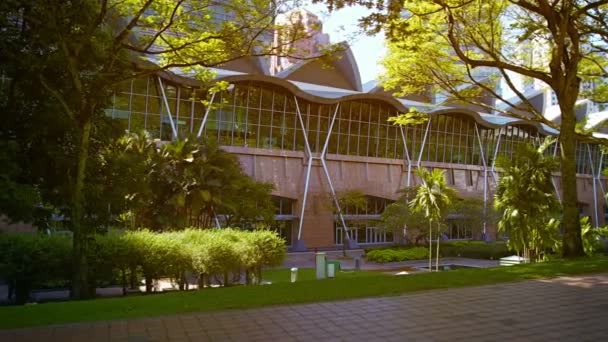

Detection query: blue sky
xmin=302 ymin=2 xmax=386 ymax=84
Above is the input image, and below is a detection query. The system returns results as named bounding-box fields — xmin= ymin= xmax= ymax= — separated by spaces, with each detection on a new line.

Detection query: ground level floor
xmin=228 ymin=146 xmax=607 ymax=249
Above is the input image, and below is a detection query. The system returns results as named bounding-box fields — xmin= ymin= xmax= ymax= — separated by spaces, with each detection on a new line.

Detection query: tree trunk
xmin=435 ymin=223 xmax=440 ymax=272
xmin=198 ymin=273 xmax=207 ymax=289
xmin=559 ymin=102 xmax=584 ymax=257
xmin=71 ymin=118 xmax=93 ymax=299
xmin=145 ymin=276 xmax=153 ymax=293
xmin=129 ymin=265 xmax=138 ymax=289
xmin=428 ymin=220 xmax=432 ymax=271
xmin=121 ymin=268 xmax=127 ymax=296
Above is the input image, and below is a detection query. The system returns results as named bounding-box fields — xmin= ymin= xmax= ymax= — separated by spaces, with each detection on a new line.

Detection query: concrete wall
xmin=225 ymin=145 xmax=607 ymax=248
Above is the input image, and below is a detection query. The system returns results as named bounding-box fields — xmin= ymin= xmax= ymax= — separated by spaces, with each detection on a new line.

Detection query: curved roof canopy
xmin=163 ymin=69 xmax=559 ymax=136
xmin=275 ymin=44 xmax=362 ymax=92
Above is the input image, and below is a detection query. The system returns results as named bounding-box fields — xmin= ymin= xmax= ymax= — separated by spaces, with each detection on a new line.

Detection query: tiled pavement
xmin=2 ymin=273 xmax=608 ymax=341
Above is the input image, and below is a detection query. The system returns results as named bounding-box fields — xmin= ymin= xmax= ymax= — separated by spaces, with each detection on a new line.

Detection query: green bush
xmin=439 ymin=241 xmax=511 ymax=259
xmin=0 ymin=233 xmax=72 ymax=304
xmin=0 ymin=228 xmax=287 ymax=301
xmin=366 ymin=247 xmax=428 ymax=263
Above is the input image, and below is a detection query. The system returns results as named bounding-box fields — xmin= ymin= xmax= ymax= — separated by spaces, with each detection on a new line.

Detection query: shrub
xmin=0 ymin=233 xmax=71 ymax=304
xmin=439 ymin=241 xmax=511 ymax=259
xmin=366 ymin=247 xmax=428 ymax=263
xmin=581 ymin=218 xmax=608 ymax=256
xmin=0 ymin=228 xmax=287 ymax=301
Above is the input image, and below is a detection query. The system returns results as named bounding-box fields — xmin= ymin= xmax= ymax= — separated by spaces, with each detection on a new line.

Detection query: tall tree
xmin=316 ymin=0 xmax=608 ymax=257
xmin=1 ymin=0 xmax=330 ymax=298
xmin=409 ymin=168 xmax=455 ymax=271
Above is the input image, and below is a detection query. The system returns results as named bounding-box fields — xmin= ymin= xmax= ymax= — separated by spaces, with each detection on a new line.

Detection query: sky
xmin=301 ymin=2 xmax=386 ymax=84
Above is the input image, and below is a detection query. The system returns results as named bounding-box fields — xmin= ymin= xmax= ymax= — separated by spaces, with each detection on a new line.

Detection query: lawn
xmin=1 ymin=257 xmax=607 ymax=329
xmin=262 ymin=267 xmax=379 ymax=283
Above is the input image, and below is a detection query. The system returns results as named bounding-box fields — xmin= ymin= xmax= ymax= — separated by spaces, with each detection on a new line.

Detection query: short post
xmin=354 ymin=256 xmax=361 ymax=271
xmin=290 ymin=267 xmax=298 ymax=283
xmin=315 ymin=252 xmax=326 ymax=279
xmin=327 ymin=263 xmax=335 ymax=278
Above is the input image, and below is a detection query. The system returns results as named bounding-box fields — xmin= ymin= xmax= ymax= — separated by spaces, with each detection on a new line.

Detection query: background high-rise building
xmin=271 ymin=8 xmax=330 ymax=75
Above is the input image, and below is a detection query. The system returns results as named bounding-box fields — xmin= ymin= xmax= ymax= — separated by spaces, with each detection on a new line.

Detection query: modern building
xmin=106 ymin=44 xmax=608 ymax=249
xmin=270 ymin=8 xmax=331 ymax=75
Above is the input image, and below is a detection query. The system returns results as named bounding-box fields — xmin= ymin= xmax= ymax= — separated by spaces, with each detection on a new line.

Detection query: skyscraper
xmin=271 ymin=8 xmax=330 ymax=75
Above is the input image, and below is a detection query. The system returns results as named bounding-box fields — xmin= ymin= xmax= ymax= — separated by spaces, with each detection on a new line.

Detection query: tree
xmin=103 ymin=131 xmax=275 ymax=230
xmin=380 ymin=186 xmax=428 ymax=244
xmin=409 ymin=168 xmax=455 ymax=271
xmin=494 ymin=139 xmax=561 ymax=261
xmin=381 ymin=200 xmax=428 ymax=244
xmin=316 ymin=0 xmax=608 ymax=257
xmin=448 ymin=197 xmax=497 ymax=240
xmin=1 ymin=0 xmax=331 ymax=298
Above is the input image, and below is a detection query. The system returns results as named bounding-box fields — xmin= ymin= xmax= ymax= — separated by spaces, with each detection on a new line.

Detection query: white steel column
xmin=552 ymin=141 xmax=562 ymax=202
xmin=157 ymin=77 xmax=178 ymax=139
xmin=399 ymin=126 xmax=413 ymax=241
xmin=320 ymin=104 xmax=351 ymax=241
xmin=400 ymin=126 xmax=413 ymax=188
xmin=196 ymin=92 xmax=217 ymax=138
xmin=588 ymin=145 xmax=600 ymax=227
xmin=294 ymin=96 xmax=314 ymax=241
xmin=490 ymin=127 xmax=502 ymax=183
xmin=474 ymin=123 xmax=488 ymax=236
xmin=417 ymin=118 xmax=432 ymax=167
xmin=597 ymin=153 xmax=608 ymax=209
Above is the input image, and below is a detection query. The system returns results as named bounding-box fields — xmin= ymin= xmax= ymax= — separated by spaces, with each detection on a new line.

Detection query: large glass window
xmin=334 ymin=195 xmax=395 ymax=245
xmin=106 ymin=76 xmax=599 ymax=177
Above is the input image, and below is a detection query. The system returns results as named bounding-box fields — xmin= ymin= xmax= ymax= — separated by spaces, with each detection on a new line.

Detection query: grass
xmin=262 ymin=268 xmax=379 ymax=283
xmin=1 ymin=257 xmax=607 ymax=329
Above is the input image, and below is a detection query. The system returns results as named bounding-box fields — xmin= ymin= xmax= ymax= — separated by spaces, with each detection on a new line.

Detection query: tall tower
xmin=271 ymin=9 xmax=330 ymax=75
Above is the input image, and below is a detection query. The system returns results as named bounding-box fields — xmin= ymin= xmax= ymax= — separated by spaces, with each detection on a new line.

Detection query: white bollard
xmin=315 ymin=252 xmax=326 ymax=279
xmin=327 ymin=263 xmax=335 ymax=278
xmin=290 ymin=267 xmax=298 ymax=283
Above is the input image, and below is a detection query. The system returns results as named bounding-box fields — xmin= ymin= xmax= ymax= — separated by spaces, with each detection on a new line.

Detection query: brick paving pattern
xmin=2 ymin=273 xmax=607 ymax=341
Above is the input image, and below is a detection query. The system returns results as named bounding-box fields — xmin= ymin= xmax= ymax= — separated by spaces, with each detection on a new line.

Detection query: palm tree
xmin=494 ymin=138 xmax=561 ymax=261
xmin=409 ymin=168 xmax=455 ymax=271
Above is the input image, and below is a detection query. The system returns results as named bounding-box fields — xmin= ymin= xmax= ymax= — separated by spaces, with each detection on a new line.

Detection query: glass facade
xmin=334 ymin=196 xmax=395 ymax=245
xmin=108 ymin=76 xmax=602 ymax=175
xmin=104 ymin=75 xmax=607 ymax=244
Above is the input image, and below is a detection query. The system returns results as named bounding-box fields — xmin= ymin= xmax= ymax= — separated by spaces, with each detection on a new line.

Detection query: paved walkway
xmin=2 ymin=273 xmax=607 ymax=341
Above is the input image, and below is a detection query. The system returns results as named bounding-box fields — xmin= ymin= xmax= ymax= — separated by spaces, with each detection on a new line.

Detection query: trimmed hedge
xmin=439 ymin=241 xmax=511 ymax=259
xmin=0 ymin=228 xmax=286 ymax=304
xmin=0 ymin=233 xmax=72 ymax=304
xmin=364 ymin=241 xmax=512 ymax=263
xmin=366 ymin=247 xmax=429 ymax=263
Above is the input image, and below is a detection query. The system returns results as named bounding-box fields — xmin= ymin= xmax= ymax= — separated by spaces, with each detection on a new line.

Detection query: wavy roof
xmin=275 ymin=45 xmax=362 ymax=91
xmin=162 ymin=69 xmax=560 ymax=136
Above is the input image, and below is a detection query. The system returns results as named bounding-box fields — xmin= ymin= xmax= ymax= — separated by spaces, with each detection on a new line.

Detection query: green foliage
xmin=409 ymin=168 xmax=456 ymax=269
xmin=388 ymin=108 xmax=429 ymax=126
xmin=381 ymin=200 xmax=428 ymax=243
xmin=319 ymin=0 xmax=607 ymax=257
xmin=0 ymin=228 xmax=286 ymax=303
xmin=439 ymin=241 xmax=511 ymax=260
xmin=366 ymin=247 xmax=429 ymax=263
xmin=580 ymin=217 xmax=608 ymax=256
xmin=0 ymin=141 xmax=41 ymax=224
xmin=448 ymin=197 xmax=496 ymax=238
xmin=103 ymin=132 xmax=275 ymax=230
xmin=410 ymin=169 xmax=456 ymax=222
xmin=0 ymin=233 xmax=72 ymax=304
xmin=494 ymin=140 xmax=561 ymax=261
